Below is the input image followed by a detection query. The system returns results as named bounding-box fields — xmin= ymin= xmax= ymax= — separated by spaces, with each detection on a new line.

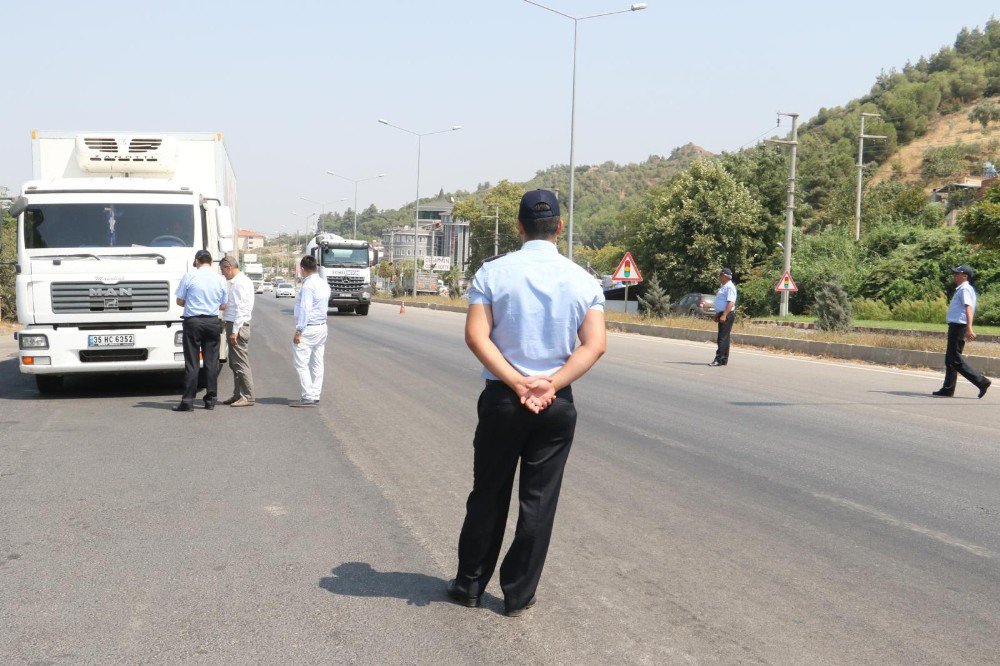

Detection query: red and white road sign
xmin=774 ymin=271 xmax=798 ymax=292
xmin=611 ymin=252 xmax=643 ymax=283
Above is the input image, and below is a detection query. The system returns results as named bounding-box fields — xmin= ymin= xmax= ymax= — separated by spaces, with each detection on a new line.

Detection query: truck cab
xmin=305 ymin=233 xmax=378 ymax=316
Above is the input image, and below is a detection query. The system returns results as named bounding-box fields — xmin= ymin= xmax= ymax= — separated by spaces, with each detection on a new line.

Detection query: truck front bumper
xmin=17 ymin=323 xmax=185 ymax=375
xmin=328 ymin=290 xmax=371 ymax=308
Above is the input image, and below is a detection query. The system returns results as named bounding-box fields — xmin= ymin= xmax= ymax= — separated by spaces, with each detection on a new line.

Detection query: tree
xmin=575 ymin=243 xmax=625 ymax=276
xmin=628 ymin=160 xmax=767 ymax=295
xmin=1 ymin=208 xmax=14 ymax=321
xmin=457 ymin=180 xmax=525 ymax=275
xmin=968 ymin=100 xmax=1000 ymax=129
xmin=960 ymin=182 xmax=1000 ymax=247
xmin=376 ymin=260 xmax=396 ymax=280
xmin=444 ymin=266 xmax=464 ymax=300
xmin=814 ymin=281 xmax=853 ymax=332
xmin=638 ymin=275 xmax=670 ymax=318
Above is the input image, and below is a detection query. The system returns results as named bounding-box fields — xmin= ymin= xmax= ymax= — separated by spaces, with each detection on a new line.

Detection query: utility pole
xmin=765 ymin=111 xmax=799 ymax=318
xmin=493 ymin=204 xmax=499 ymax=256
xmin=855 ymin=112 xmax=888 ymax=241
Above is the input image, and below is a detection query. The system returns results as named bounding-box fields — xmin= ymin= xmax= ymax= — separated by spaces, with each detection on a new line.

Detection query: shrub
xmin=814 ymin=281 xmax=853 ymax=332
xmin=976 ymin=291 xmax=1000 ymax=326
xmin=638 ymin=275 xmax=670 ymax=318
xmin=737 ymin=272 xmax=779 ymax=318
xmin=852 ymin=298 xmax=892 ymax=321
xmin=890 ymin=295 xmax=948 ymax=323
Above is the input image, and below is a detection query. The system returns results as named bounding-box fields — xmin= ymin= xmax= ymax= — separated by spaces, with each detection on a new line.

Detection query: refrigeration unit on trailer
xmin=8 ymin=131 xmax=238 ymax=393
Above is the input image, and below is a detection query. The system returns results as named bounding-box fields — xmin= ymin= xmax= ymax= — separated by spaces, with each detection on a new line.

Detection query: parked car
xmin=262 ymin=282 xmax=274 ymax=293
xmin=668 ymin=293 xmax=717 ymax=318
xmin=275 ymin=283 xmax=295 ymax=298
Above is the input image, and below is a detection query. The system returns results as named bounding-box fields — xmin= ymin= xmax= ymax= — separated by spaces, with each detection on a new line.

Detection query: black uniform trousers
xmin=943 ymin=322 xmax=987 ymax=390
xmin=715 ymin=314 xmax=734 ymax=364
xmin=455 ymin=381 xmax=577 ymax=609
xmin=180 ymin=316 xmax=222 ymax=406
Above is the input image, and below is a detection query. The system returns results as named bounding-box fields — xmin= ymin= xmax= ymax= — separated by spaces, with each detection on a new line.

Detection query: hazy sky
xmin=2 ymin=0 xmax=997 ymax=234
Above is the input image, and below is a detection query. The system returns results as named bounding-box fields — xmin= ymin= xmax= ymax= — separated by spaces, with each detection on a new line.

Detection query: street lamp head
xmin=377 ymin=173 xmax=386 ymax=178
xmin=378 ymin=118 xmax=389 ymax=125
xmin=630 ymin=3 xmax=647 ymax=10
xmin=451 ymin=126 xmax=462 ymax=131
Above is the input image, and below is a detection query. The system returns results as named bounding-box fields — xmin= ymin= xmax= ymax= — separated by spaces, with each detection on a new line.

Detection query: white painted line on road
xmin=264 ymin=505 xmax=288 ymax=516
xmin=606 ymin=331 xmax=942 ymax=379
xmin=812 ymin=492 xmax=996 ymax=560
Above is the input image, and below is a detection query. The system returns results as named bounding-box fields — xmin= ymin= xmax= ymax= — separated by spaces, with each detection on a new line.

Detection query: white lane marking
xmin=812 ymin=493 xmax=996 ymax=559
xmin=606 ymin=331 xmax=942 ymax=379
xmin=264 ymin=505 xmax=288 ymax=516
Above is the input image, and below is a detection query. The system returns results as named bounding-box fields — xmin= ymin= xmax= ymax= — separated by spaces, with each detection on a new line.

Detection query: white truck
xmin=243 ymin=261 xmax=265 ymax=293
xmin=7 ymin=131 xmax=237 ymax=393
xmin=305 ymin=233 xmax=378 ymax=316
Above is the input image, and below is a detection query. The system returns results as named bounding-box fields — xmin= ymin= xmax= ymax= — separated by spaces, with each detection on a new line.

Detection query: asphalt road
xmin=2 ymin=297 xmax=999 ymax=664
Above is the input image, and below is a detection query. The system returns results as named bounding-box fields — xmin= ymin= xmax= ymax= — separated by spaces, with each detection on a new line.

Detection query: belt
xmin=184 ymin=314 xmax=217 ymax=319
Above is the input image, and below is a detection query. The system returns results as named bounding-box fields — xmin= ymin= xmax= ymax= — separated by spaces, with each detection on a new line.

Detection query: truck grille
xmin=51 ymin=281 xmax=170 ymax=313
xmin=327 ymin=276 xmax=365 ymax=292
xmin=80 ymin=349 xmax=149 ymax=363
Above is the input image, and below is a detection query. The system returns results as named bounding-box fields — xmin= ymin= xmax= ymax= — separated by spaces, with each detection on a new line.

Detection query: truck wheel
xmin=357 ymin=305 xmax=369 ymax=316
xmin=36 ymin=375 xmax=64 ymax=394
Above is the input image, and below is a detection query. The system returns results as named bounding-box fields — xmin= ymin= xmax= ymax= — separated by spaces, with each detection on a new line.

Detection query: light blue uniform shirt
xmin=175 ymin=266 xmax=227 ymax=318
xmin=714 ymin=280 xmax=737 ymax=313
xmin=467 ymin=240 xmax=605 ymax=380
xmin=294 ymin=273 xmax=332 ymax=331
xmin=947 ymin=281 xmax=977 ymax=324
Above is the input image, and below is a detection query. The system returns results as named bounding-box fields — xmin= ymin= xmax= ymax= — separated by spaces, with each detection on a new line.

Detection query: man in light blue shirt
xmin=290 ymin=255 xmax=332 ymax=407
xmin=448 ymin=189 xmax=607 ymax=618
xmin=710 ymin=268 xmax=737 ymax=367
xmin=173 ymin=250 xmax=228 ymax=411
xmin=933 ymin=265 xmax=990 ymax=398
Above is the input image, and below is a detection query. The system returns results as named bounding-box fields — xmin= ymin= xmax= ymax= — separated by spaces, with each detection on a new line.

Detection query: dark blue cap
xmin=952 ymin=265 xmax=975 ymax=279
xmin=719 ymin=268 xmax=733 ymax=278
xmin=518 ymin=189 xmax=560 ymax=223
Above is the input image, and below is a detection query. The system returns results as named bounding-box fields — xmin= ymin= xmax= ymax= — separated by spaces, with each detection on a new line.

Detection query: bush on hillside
xmin=852 ymin=298 xmax=892 ymax=321
xmin=815 ymin=281 xmax=853 ymax=332
xmin=890 ymin=295 xmax=948 ymax=323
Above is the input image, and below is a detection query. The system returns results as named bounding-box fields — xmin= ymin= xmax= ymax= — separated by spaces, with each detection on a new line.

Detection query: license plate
xmin=340 ymin=293 xmax=352 ymax=298
xmin=88 ymin=334 xmax=135 ymax=348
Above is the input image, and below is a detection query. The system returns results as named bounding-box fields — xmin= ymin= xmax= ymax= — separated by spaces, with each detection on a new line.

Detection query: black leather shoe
xmin=172 ymin=403 xmax=193 ymax=412
xmin=979 ymin=379 xmax=991 ymax=399
xmin=932 ymin=388 xmax=954 ymax=397
xmin=446 ymin=580 xmax=482 ymax=608
xmin=504 ymin=596 xmax=536 ymax=617
xmin=203 ymin=401 xmax=215 ymax=411
xmin=708 ymin=360 xmax=726 ymax=367
xmin=222 ymin=396 xmax=239 ymax=406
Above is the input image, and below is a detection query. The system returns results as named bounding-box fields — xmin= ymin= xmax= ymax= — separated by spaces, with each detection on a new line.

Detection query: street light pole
xmin=766 ymin=112 xmax=799 ymax=318
xmin=326 ymin=171 xmax=386 ymax=240
xmin=299 ymin=197 xmax=345 ymax=234
xmin=523 ymin=1 xmax=647 ymax=262
xmin=378 ymin=119 xmax=462 ymax=298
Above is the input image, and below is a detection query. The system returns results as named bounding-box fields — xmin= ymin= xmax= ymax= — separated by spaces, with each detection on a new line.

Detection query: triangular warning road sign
xmin=774 ymin=270 xmax=798 ymax=292
xmin=612 ymin=252 xmax=643 ymax=283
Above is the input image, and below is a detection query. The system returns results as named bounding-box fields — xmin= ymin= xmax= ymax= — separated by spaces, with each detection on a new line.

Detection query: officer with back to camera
xmin=174 ymin=250 xmax=227 ymax=411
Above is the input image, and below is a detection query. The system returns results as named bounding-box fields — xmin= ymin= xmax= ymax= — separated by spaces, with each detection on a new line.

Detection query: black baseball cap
xmin=719 ymin=268 xmax=733 ymax=278
xmin=952 ymin=265 xmax=975 ymax=279
xmin=195 ymin=250 xmax=213 ymax=264
xmin=518 ymin=189 xmax=560 ymax=222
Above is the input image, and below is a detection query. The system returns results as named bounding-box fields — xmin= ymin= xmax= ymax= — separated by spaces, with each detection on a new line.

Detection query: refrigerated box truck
xmin=7 ymin=131 xmax=237 ymax=393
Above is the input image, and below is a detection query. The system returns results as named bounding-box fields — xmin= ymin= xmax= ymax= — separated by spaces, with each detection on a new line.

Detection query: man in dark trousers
xmin=710 ymin=268 xmax=737 ymax=366
xmin=448 ymin=189 xmax=607 ymax=617
xmin=933 ymin=265 xmax=991 ymax=398
xmin=174 ymin=250 xmax=228 ymax=412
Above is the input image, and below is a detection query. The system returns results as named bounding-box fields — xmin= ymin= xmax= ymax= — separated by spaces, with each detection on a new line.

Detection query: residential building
xmin=381 ymin=192 xmax=471 ymax=271
xmin=237 ymin=229 xmax=266 ymax=251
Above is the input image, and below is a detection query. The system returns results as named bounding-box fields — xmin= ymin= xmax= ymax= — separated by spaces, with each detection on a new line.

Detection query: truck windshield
xmin=321 ymin=247 xmax=369 ymax=267
xmin=23 ymin=203 xmax=195 ymax=249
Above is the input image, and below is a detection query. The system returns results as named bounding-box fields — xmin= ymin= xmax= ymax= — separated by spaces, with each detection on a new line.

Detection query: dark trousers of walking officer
xmin=715 ymin=315 xmax=734 ymax=365
xmin=944 ymin=322 xmax=986 ymax=390
xmin=181 ymin=315 xmax=222 ymax=407
xmin=456 ymin=381 xmax=577 ymax=610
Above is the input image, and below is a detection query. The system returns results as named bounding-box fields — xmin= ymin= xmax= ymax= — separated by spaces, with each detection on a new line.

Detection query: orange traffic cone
xmin=399 ymin=301 xmax=406 ymax=315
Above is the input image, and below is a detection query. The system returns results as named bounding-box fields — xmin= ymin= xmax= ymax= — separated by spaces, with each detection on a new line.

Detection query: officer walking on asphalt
xmin=174 ymin=250 xmax=227 ymax=412
xmin=290 ymin=255 xmax=332 ymax=407
xmin=710 ymin=268 xmax=737 ymax=367
xmin=219 ymin=255 xmax=255 ymax=407
xmin=933 ymin=265 xmax=991 ymax=399
xmin=448 ymin=189 xmax=607 ymax=618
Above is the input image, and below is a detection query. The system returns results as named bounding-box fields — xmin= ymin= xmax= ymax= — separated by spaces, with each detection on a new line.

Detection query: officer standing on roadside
xmin=447 ymin=189 xmax=607 ymax=618
xmin=174 ymin=250 xmax=227 ymax=412
xmin=219 ymin=255 xmax=255 ymax=407
xmin=933 ymin=265 xmax=991 ymax=398
xmin=290 ymin=255 xmax=332 ymax=407
xmin=710 ymin=268 xmax=737 ymax=367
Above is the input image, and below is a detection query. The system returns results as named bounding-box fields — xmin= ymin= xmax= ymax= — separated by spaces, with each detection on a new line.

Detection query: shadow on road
xmin=664 ymin=361 xmax=715 ymax=367
xmin=319 ymin=562 xmax=498 ymax=610
xmin=868 ymin=390 xmax=978 ymax=400
xmin=0 ymin=358 xmax=181 ymax=400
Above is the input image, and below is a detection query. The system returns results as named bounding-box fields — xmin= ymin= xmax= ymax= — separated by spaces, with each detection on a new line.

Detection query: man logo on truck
xmin=89 ymin=287 xmax=133 ymax=297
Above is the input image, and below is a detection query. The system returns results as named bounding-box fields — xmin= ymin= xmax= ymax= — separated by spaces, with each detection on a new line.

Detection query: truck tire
xmin=36 ymin=375 xmax=64 ymax=394
xmin=357 ymin=305 xmax=369 ymax=316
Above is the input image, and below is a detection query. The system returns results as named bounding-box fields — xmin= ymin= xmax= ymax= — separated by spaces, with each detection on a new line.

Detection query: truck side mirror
xmin=371 ymin=250 xmax=379 ymax=267
xmin=215 ymin=206 xmax=235 ymax=253
xmin=8 ymin=196 xmax=28 ymax=218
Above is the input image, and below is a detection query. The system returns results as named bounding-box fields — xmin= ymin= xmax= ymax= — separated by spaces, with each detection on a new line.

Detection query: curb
xmin=755 ymin=319 xmax=1000 ymax=344
xmin=374 ymin=299 xmax=1000 ymax=375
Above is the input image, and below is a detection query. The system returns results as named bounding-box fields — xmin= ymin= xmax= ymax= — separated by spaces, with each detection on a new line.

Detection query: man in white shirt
xmin=220 ymin=256 xmax=255 ymax=407
xmin=933 ymin=265 xmax=990 ymax=398
xmin=710 ymin=268 xmax=737 ymax=367
xmin=291 ymin=255 xmax=332 ymax=407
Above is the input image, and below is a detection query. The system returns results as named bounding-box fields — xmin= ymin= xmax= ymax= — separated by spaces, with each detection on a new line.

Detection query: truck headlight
xmin=174 ymin=331 xmax=184 ymax=346
xmin=362 ymin=292 xmax=371 ymax=300
xmin=19 ymin=334 xmax=48 ymax=350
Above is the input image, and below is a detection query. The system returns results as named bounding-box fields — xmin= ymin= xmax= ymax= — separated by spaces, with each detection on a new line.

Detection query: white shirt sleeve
xmin=233 ymin=277 xmax=253 ymax=332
